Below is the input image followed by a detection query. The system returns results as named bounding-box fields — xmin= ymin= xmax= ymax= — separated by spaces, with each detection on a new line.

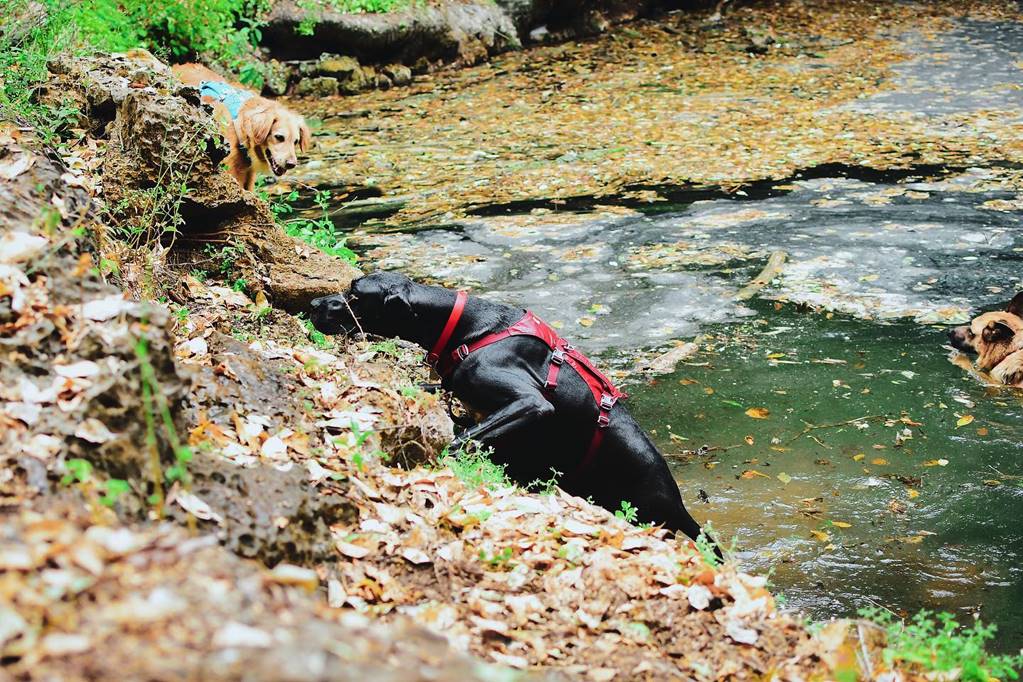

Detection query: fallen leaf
xmin=336 ymin=541 xmax=371 ymax=558
xmin=956 ymin=415 xmax=974 ymax=428
xmin=745 ymin=407 xmax=769 ymax=419
xmin=810 ymin=530 xmax=831 ymax=542
xmin=776 ymin=472 xmax=792 ymax=484
xmin=830 ymin=521 xmax=851 ymax=529
xmin=923 ymin=459 xmax=949 ymax=467
xmin=871 ymin=458 xmax=888 ymax=466
xmin=213 ymin=622 xmax=273 ymax=648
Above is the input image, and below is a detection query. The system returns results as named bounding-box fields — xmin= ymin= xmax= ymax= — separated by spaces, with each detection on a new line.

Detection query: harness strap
xmin=428 ymin=296 xmax=627 ymax=476
xmin=427 ymin=290 xmax=467 ymax=366
xmin=544 ymin=346 xmax=567 ymax=390
xmin=574 ymin=392 xmax=616 ymax=475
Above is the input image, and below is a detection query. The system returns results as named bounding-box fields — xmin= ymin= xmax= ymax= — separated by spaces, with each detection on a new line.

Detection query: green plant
xmin=261 ymin=186 xmax=358 ymax=265
xmin=367 ymin=339 xmax=399 ymax=357
xmin=135 ymin=335 xmax=194 ymax=516
xmin=291 ymin=0 xmax=416 ymax=35
xmin=615 ymin=499 xmax=639 ymax=523
xmin=860 ymin=608 xmax=1023 ymax=680
xmin=298 ymin=313 xmax=334 ymax=349
xmin=526 ymin=467 xmax=562 ymax=496
xmin=59 ymin=458 xmax=131 ymax=507
xmin=203 ymin=242 xmax=245 ymax=278
xmin=334 ymin=419 xmax=388 ymax=470
xmin=440 ymin=442 xmax=509 ymax=490
xmin=99 ymin=478 xmax=132 ymax=506
xmin=478 ymin=546 xmax=515 ymax=570
xmin=695 ymin=523 xmax=721 ymax=568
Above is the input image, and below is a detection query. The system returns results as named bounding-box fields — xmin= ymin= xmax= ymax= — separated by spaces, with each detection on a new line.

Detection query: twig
xmin=735 ymin=250 xmax=787 ymax=301
xmin=788 ymin=415 xmax=885 ymax=443
xmin=855 ymin=622 xmax=875 ymax=680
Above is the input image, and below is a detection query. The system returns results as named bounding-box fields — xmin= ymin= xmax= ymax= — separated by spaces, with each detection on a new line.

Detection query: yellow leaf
xmin=745 ymin=407 xmax=770 ymax=419
xmin=679 ymin=378 xmax=699 ymax=385
xmin=871 ymin=458 xmax=888 ymax=466
xmin=956 ymin=415 xmax=974 ymax=428
xmin=810 ymin=530 xmax=830 ymax=542
xmin=578 ymin=317 xmax=595 ymax=327
xmin=703 ymin=386 xmax=715 ymax=395
xmin=852 ymin=453 xmax=865 ymax=462
xmin=907 ymin=489 xmax=919 ymax=499
xmin=766 ymin=352 xmax=785 ymax=359
xmin=744 ymin=435 xmax=754 ymax=446
xmin=831 ymin=521 xmax=851 ymax=528
xmin=740 ymin=469 xmax=770 ymax=479
xmin=777 ymin=472 xmax=792 ymax=484
xmin=977 ymin=427 xmax=989 ymax=437
xmin=923 ymin=459 xmax=949 ymax=467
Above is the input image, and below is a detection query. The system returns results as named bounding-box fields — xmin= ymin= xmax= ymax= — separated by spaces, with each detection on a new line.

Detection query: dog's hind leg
xmin=450 ymin=394 xmax=553 ymax=451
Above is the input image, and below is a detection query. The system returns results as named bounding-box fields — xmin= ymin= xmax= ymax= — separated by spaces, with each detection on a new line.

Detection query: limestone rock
xmin=296 ymin=75 xmax=340 ymax=97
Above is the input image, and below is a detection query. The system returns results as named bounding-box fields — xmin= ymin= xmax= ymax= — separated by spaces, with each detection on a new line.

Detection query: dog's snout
xmin=286 ymin=158 xmax=297 ymax=169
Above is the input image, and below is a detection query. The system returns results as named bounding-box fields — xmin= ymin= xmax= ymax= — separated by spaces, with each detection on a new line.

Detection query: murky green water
xmin=626 ymin=301 xmax=1023 ymax=650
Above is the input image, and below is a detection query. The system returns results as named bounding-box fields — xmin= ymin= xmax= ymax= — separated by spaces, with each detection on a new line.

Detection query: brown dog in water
xmin=171 ymin=63 xmax=309 ymax=191
xmin=948 ymin=293 xmax=1023 ymax=386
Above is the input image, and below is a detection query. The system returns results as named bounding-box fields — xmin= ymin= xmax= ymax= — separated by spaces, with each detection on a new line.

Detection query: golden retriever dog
xmin=171 ymin=63 xmax=309 ymax=191
xmin=948 ymin=293 xmax=1023 ymax=386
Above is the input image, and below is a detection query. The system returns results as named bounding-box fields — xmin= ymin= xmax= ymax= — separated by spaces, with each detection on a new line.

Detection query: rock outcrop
xmin=261 ymin=0 xmax=709 ymax=74
xmin=42 ymin=51 xmax=360 ymax=311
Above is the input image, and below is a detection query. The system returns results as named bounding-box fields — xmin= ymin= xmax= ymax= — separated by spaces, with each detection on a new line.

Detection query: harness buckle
xmin=597 ymin=413 xmax=611 ymax=428
xmin=550 ymin=348 xmax=566 ymax=365
xmin=599 ymin=394 xmax=615 ymax=411
xmin=454 ymin=344 xmax=470 ymax=361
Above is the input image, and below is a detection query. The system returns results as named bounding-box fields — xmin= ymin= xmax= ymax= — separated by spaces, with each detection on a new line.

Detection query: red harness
xmin=427 ymin=291 xmax=627 ymax=474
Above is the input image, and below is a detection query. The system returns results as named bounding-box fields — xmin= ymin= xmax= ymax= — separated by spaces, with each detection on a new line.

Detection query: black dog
xmin=311 ymin=272 xmax=710 ymax=544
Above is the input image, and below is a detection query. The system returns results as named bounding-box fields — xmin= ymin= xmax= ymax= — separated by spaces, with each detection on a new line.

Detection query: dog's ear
xmin=1005 ymin=292 xmax=1023 ymax=318
xmin=298 ymin=121 xmax=311 ymax=153
xmin=382 ymin=277 xmax=415 ymax=320
xmin=244 ymin=108 xmax=276 ymax=147
xmin=982 ymin=320 xmax=1014 ymax=344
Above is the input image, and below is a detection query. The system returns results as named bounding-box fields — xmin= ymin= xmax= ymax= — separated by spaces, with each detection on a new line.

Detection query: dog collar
xmin=199 ymin=80 xmax=253 ymax=120
xmin=427 ymin=290 xmax=467 ymax=366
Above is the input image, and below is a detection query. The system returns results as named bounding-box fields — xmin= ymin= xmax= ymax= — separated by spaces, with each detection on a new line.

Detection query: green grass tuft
xmin=860 ymin=607 xmax=1023 ymax=680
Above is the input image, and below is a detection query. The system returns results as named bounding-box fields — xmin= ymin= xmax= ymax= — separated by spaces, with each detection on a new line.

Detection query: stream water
xmin=296 ymin=15 xmax=1023 ymax=649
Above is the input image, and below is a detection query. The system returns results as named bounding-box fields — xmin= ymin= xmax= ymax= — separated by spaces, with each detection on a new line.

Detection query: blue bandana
xmin=199 ymin=80 xmax=253 ymax=120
